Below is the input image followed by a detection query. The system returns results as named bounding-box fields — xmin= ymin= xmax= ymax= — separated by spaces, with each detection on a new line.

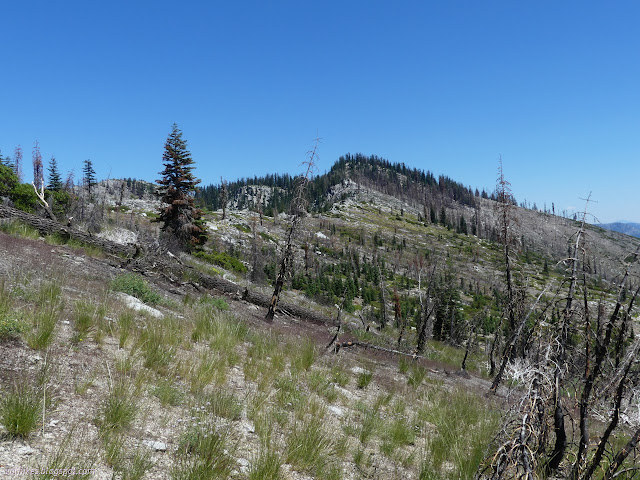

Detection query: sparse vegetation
xmin=110 ymin=273 xmax=162 ymax=305
xmin=0 ymin=153 xmax=638 ymax=479
xmin=193 ymin=249 xmax=248 ymax=274
xmin=0 ymin=381 xmax=42 ymax=438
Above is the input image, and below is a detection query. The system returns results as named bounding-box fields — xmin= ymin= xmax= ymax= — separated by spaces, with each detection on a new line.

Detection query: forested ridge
xmin=196 ymin=153 xmax=482 ymax=214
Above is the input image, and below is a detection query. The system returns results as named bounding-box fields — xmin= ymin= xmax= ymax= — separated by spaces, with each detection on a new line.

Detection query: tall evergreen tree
xmin=47 ymin=156 xmax=63 ymax=191
xmin=0 ymin=149 xmax=13 ymax=169
xmin=155 ymin=123 xmax=207 ymax=250
xmin=83 ymin=159 xmax=97 ymax=198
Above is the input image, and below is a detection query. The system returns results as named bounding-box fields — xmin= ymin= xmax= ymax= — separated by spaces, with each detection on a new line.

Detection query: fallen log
xmin=0 ymin=205 xmax=137 ymax=257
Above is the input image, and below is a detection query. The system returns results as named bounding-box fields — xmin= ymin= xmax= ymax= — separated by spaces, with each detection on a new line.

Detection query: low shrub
xmin=110 ymin=273 xmax=161 ymax=305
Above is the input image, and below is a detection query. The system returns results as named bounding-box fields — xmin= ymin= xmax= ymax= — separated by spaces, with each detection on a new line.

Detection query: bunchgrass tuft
xmin=137 ymin=319 xmax=176 ymax=374
xmin=408 ymin=363 xmax=428 ymax=388
xmin=25 ymin=281 xmax=63 ymax=350
xmin=153 ymin=379 xmax=183 ymax=407
xmin=285 ymin=417 xmax=336 ymax=478
xmin=204 ymin=390 xmax=243 ymax=421
xmin=356 ymin=371 xmax=373 ymax=389
xmin=33 ymin=429 xmax=97 ymax=479
xmin=117 ymin=309 xmax=135 ymax=349
xmin=249 ymin=449 xmax=282 ymax=480
xmin=0 ymin=279 xmax=26 ymax=340
xmin=0 ymin=220 xmax=40 ymax=239
xmin=72 ymin=299 xmax=101 ymax=343
xmin=97 ymin=380 xmax=139 ymax=433
xmin=0 ymin=381 xmax=42 ymax=438
xmin=290 ymin=337 xmax=316 ymax=373
xmin=172 ymin=416 xmax=234 ymax=480
xmin=418 ymin=387 xmax=499 ymax=478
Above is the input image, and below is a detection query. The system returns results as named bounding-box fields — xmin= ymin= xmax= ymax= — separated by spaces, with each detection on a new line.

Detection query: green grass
xmin=398 ymin=356 xmax=410 ymax=374
xmin=0 ymin=219 xmax=40 ymax=239
xmin=259 ymin=231 xmax=278 ymax=243
xmin=356 ymin=370 xmax=374 ymax=389
xmin=330 ymin=364 xmax=350 ymax=387
xmin=285 ymin=417 xmax=338 ymax=479
xmin=72 ymin=299 xmax=98 ymax=343
xmin=185 ymin=349 xmax=226 ymax=393
xmin=137 ymin=317 xmax=179 ymax=374
xmin=0 ymin=278 xmax=26 ymax=340
xmin=290 ymin=337 xmax=316 ymax=372
xmin=198 ymin=295 xmax=229 ymax=310
xmin=274 ymin=375 xmax=307 ymax=413
xmin=117 ymin=309 xmax=135 ymax=348
xmin=249 ymin=449 xmax=283 ymax=480
xmin=0 ymin=381 xmax=42 ymax=438
xmin=153 ymin=379 xmax=184 ymax=407
xmin=97 ymin=380 xmax=139 ymax=433
xmin=31 ymin=430 xmax=97 ymax=479
xmin=380 ymin=415 xmax=416 ymax=457
xmin=356 ymin=403 xmax=382 ymax=445
xmin=172 ymin=417 xmax=234 ymax=480
xmin=203 ymin=390 xmax=243 ymax=421
xmin=408 ymin=364 xmax=428 ymax=388
xmin=308 ymin=370 xmax=339 ymax=402
xmin=25 ymin=281 xmax=64 ymax=350
xmin=103 ymin=433 xmax=151 ymax=480
xmin=45 ymin=234 xmax=105 ymax=258
xmin=110 ymin=273 xmax=162 ymax=305
xmin=418 ymin=387 xmax=500 ymax=478
xmin=193 ymin=250 xmax=248 ymax=274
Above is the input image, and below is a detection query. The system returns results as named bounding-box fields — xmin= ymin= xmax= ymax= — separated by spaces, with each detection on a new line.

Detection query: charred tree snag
xmin=265 ymin=139 xmax=318 ymax=320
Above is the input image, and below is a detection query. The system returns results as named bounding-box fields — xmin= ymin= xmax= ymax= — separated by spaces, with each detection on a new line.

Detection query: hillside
xmin=1 ymin=155 xmax=640 ymax=479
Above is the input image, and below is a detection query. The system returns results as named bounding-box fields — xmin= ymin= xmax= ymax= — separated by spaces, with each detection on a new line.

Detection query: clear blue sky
xmin=2 ymin=1 xmax=639 ymax=223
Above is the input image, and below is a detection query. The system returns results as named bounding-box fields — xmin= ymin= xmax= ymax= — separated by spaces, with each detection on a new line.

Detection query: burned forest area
xmin=1 ymin=151 xmax=640 ymax=480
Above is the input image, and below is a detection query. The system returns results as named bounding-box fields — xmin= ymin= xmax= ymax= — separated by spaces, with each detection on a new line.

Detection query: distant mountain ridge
xmin=597 ymin=222 xmax=640 ymax=238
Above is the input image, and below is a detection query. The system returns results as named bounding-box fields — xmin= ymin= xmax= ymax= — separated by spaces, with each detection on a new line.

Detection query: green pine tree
xmin=47 ymin=156 xmax=64 ymax=191
xmin=155 ymin=123 xmax=207 ymax=250
xmin=83 ymin=159 xmax=97 ymax=198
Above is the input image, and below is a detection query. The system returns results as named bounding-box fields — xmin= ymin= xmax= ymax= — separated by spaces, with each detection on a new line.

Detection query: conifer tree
xmin=0 ymin=149 xmax=13 ymax=170
xmin=83 ymin=159 xmax=97 ymax=198
xmin=47 ymin=156 xmax=63 ymax=191
xmin=155 ymin=123 xmax=207 ymax=250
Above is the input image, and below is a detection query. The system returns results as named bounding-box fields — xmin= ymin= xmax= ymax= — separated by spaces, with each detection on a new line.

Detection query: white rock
xmin=240 ymin=421 xmax=255 ymax=434
xmin=16 ymin=445 xmax=36 ymax=455
xmin=114 ymin=292 xmax=164 ymax=318
xmin=350 ymin=366 xmax=366 ymax=374
xmin=238 ymin=458 xmax=250 ymax=472
xmin=337 ymin=386 xmax=357 ymax=400
xmin=328 ymin=405 xmax=344 ymax=417
xmin=315 ymin=231 xmax=328 ymax=239
xmin=142 ymin=440 xmax=167 ymax=452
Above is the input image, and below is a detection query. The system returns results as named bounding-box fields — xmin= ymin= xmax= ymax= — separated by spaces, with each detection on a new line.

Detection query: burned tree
xmin=30 ymin=141 xmax=56 ymax=221
xmin=481 ymin=196 xmax=640 ymax=479
xmin=265 ymin=139 xmax=318 ymax=320
xmin=220 ymin=177 xmax=228 ymax=220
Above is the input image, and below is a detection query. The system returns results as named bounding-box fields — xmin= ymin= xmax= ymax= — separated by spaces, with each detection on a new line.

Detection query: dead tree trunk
xmin=265 ymin=139 xmax=318 ymax=320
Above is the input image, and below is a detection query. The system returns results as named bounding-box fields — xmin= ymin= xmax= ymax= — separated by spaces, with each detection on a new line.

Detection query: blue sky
xmin=2 ymin=1 xmax=639 ymax=223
